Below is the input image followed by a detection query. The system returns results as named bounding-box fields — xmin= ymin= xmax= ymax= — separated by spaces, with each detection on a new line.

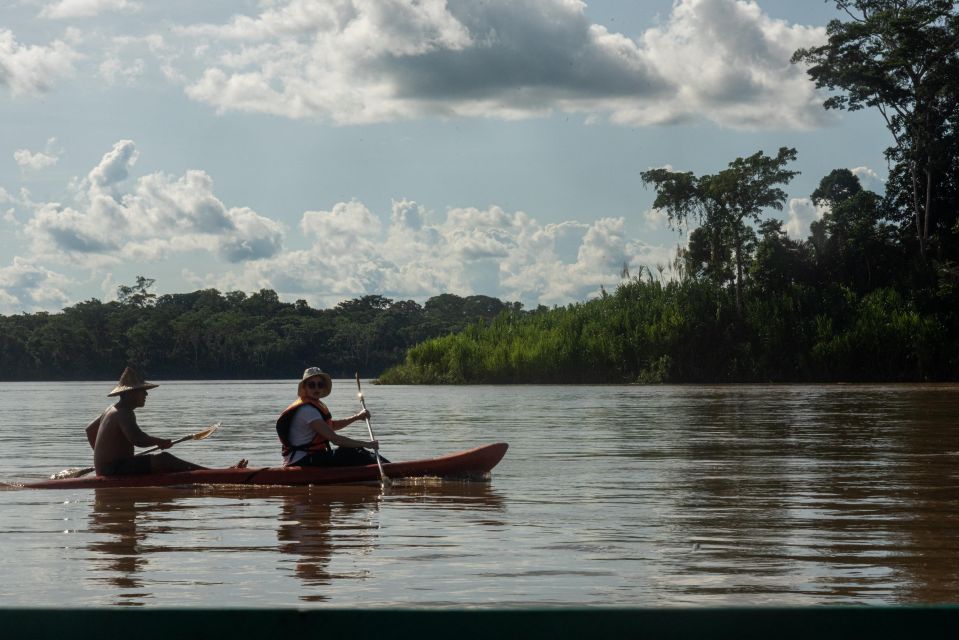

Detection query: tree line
xmin=378 ymin=266 xmax=955 ymax=385
xmin=4 ymin=1 xmax=958 ymax=385
xmin=379 ymin=1 xmax=959 ymax=384
xmin=0 ymin=280 xmax=521 ymax=380
xmin=379 ymin=162 xmax=957 ymax=384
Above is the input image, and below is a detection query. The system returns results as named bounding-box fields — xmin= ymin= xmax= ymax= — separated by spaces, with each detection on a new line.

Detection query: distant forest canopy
xmin=0 ymin=278 xmax=524 ymax=380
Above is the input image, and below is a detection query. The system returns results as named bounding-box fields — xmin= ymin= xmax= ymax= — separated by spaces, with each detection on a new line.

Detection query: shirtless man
xmin=86 ymin=367 xmax=246 ymax=475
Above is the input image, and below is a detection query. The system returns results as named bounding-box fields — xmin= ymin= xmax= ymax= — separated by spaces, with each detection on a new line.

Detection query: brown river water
xmin=1 ymin=381 xmax=958 ymax=607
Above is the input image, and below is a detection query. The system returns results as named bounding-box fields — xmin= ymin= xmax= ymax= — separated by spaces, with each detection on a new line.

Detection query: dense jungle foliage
xmin=379 ymin=0 xmax=959 ymax=384
xmin=378 ymin=272 xmax=957 ymax=384
xmin=378 ymin=158 xmax=959 ymax=383
xmin=0 ymin=285 xmax=520 ymax=380
xmin=3 ymin=1 xmax=958 ymax=384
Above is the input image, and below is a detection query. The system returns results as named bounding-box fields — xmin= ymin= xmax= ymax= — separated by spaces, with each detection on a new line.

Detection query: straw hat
xmin=107 ymin=366 xmax=159 ymax=397
xmin=298 ymin=366 xmax=332 ymax=398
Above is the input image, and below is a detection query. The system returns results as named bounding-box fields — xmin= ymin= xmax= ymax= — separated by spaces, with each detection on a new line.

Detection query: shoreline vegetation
xmin=1 ymin=226 xmax=956 ymax=385
xmin=2 ymin=3 xmax=957 ymax=385
xmin=378 ymin=276 xmax=956 ymax=385
xmin=0 ymin=284 xmax=522 ymax=382
xmin=381 ymin=2 xmax=959 ymax=385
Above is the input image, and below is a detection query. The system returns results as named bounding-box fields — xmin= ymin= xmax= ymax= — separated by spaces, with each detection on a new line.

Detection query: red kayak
xmin=21 ymin=443 xmax=508 ymax=490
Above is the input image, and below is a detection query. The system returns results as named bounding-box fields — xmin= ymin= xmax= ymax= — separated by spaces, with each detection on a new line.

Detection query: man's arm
xmin=118 ymin=411 xmax=172 ymax=449
xmin=85 ymin=414 xmax=102 ymax=449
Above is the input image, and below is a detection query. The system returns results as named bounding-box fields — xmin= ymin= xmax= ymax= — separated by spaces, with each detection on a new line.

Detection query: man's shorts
xmin=100 ymin=455 xmax=153 ymax=476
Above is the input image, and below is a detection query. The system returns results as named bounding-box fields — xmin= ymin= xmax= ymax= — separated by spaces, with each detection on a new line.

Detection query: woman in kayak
xmin=276 ymin=367 xmax=386 ymax=467
xmin=86 ymin=367 xmax=248 ymax=476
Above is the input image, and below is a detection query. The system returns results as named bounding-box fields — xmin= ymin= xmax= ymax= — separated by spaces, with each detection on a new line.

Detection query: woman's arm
xmin=309 ymin=415 xmax=376 ymax=449
xmin=330 ymin=409 xmax=371 ymax=432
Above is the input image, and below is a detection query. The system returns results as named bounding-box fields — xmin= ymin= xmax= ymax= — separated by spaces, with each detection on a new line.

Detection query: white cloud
xmin=6 ymin=143 xmax=679 ymax=311
xmin=851 ymin=165 xmax=885 ymax=194
xmin=206 ymin=199 xmax=674 ymax=309
xmin=636 ymin=0 xmax=828 ymax=129
xmin=219 ymin=206 xmax=284 ymax=263
xmin=0 ymin=257 xmax=72 ymax=314
xmin=784 ymin=197 xmax=825 ymax=240
xmin=14 ymin=149 xmax=59 ymax=171
xmin=301 ymin=199 xmax=384 ymax=246
xmin=87 ymin=139 xmax=138 ymax=191
xmin=644 ymin=207 xmax=668 ymax=230
xmin=14 ymin=138 xmax=62 ymax=171
xmin=40 ymin=0 xmax=141 ymax=20
xmin=100 ymin=33 xmax=177 ymax=84
xmin=21 ymin=140 xmax=284 ymax=267
xmin=99 ymin=55 xmax=145 ymax=85
xmin=0 ymin=29 xmax=77 ymax=96
xmin=170 ymin=0 xmax=827 ymax=129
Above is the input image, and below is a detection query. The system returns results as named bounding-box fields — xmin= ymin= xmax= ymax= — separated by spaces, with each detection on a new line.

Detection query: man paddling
xmin=85 ymin=367 xmax=247 ymax=476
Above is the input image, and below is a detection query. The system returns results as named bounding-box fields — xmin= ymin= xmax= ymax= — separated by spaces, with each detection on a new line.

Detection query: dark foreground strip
xmin=1 ymin=607 xmax=958 ymax=640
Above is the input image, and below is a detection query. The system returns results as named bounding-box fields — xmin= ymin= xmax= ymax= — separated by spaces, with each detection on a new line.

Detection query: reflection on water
xmin=1 ymin=382 xmax=958 ymax=606
xmin=88 ymin=489 xmax=161 ymax=600
xmin=277 ymin=482 xmax=505 ymax=603
xmin=79 ymin=482 xmax=505 ymax=606
xmin=278 ymin=493 xmax=335 ymax=596
xmin=277 ymin=486 xmax=378 ymax=601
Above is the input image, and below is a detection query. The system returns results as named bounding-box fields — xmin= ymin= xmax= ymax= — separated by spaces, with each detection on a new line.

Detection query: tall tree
xmin=641 ymin=148 xmax=799 ymax=315
xmin=116 ymin=275 xmax=156 ymax=307
xmin=750 ymin=220 xmax=814 ymax=295
xmin=793 ymin=0 xmax=959 ymax=262
xmin=680 ymin=223 xmax=735 ymax=288
xmin=809 ymin=168 xmax=899 ymax=292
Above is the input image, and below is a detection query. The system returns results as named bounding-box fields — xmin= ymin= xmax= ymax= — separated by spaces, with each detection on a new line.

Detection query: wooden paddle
xmin=50 ymin=422 xmax=221 ymax=480
xmin=355 ymin=373 xmax=390 ymax=487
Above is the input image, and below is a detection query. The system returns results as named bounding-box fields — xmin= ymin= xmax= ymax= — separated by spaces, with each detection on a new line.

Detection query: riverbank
xmin=379 ymin=279 xmax=957 ymax=384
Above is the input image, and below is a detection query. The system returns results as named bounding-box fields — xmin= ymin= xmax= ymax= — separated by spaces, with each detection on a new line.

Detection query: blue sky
xmin=1 ymin=0 xmax=890 ymax=313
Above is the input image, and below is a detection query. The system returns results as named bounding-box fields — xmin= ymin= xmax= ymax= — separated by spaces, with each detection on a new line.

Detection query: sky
xmin=0 ymin=0 xmax=892 ymax=314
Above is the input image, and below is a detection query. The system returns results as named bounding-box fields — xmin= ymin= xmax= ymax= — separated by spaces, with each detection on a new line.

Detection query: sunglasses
xmin=306 ymin=380 xmax=326 ymax=390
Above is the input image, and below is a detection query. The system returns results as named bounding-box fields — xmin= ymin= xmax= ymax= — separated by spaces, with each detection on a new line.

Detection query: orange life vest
xmin=275 ymin=398 xmax=333 ymax=459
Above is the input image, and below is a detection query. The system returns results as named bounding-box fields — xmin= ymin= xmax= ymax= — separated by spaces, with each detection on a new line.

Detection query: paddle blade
xmin=191 ymin=422 xmax=220 ymax=441
xmin=50 ymin=466 xmax=94 ymax=480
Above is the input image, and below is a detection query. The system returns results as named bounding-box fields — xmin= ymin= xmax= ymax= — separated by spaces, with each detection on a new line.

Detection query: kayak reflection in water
xmin=277 ymin=487 xmax=381 ymax=598
xmin=84 ymin=367 xmax=248 ymax=476
xmin=87 ymin=488 xmax=181 ymax=599
xmin=276 ymin=367 xmax=390 ymax=467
